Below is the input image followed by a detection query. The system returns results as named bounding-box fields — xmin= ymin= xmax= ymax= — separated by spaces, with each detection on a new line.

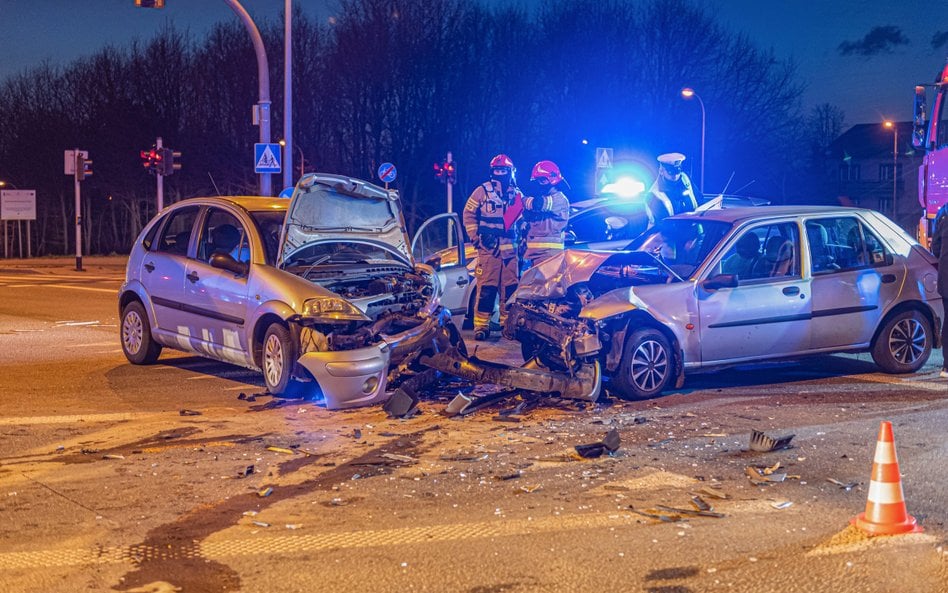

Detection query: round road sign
xmin=378 ymin=162 xmax=397 ymax=184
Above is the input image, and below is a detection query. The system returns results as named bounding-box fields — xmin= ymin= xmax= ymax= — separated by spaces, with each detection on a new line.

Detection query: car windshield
xmin=249 ymin=210 xmax=287 ymax=265
xmin=626 ymin=219 xmax=731 ymax=278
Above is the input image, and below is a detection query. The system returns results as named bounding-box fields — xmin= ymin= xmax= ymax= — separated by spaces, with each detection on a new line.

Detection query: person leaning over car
xmin=931 ymin=203 xmax=948 ymax=378
xmin=522 ymin=160 xmax=570 ymax=269
xmin=463 ymin=154 xmax=524 ymax=341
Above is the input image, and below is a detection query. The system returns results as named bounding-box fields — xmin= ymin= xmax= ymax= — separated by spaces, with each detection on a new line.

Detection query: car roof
xmin=169 ymin=195 xmax=289 ymax=212
xmin=676 ymin=205 xmax=876 ymax=225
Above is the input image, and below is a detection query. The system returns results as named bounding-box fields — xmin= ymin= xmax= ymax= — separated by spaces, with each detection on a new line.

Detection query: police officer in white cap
xmin=646 ymin=152 xmax=701 ymax=227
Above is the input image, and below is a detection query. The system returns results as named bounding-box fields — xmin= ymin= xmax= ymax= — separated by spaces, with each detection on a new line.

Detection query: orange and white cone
xmin=851 ymin=421 xmax=922 ymax=536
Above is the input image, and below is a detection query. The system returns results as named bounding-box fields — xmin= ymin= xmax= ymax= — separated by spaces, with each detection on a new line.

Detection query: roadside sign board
xmin=64 ymin=149 xmax=89 ymax=175
xmin=595 ymin=147 xmax=614 ymax=169
xmin=254 ymin=143 xmax=282 ymax=173
xmin=378 ymin=162 xmax=397 ymax=183
xmin=1 ymin=189 xmax=37 ymax=221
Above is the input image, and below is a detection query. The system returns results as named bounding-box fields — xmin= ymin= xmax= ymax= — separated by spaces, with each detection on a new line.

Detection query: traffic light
xmin=433 ymin=162 xmax=444 ymax=181
xmin=159 ymin=147 xmax=182 ymax=176
xmin=141 ymin=148 xmax=158 ymax=174
xmin=135 ymin=0 xmax=165 ymax=8
xmin=76 ymin=154 xmax=92 ymax=181
xmin=443 ymin=161 xmax=456 ymax=185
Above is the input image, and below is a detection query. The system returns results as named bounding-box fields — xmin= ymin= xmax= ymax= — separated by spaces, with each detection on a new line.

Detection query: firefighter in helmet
xmin=522 ymin=160 xmax=570 ymax=268
xmin=645 ymin=152 xmax=702 ymax=226
xmin=463 ymin=154 xmax=525 ymax=341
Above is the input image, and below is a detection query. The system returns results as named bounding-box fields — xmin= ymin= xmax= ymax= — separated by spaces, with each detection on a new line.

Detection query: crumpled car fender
xmin=578 ymin=286 xmax=645 ymax=320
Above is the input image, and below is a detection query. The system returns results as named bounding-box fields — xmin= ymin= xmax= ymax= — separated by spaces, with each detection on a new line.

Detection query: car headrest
xmin=212 ymin=224 xmax=240 ymax=251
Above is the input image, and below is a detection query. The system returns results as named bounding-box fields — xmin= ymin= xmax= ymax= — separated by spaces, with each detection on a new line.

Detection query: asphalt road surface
xmin=1 ymin=257 xmax=946 ymax=593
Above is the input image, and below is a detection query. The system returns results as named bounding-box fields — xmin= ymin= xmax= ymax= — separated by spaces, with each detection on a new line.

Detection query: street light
xmin=0 ymin=180 xmax=18 ymax=189
xmin=680 ymin=87 xmax=706 ymax=193
xmin=883 ymin=120 xmax=898 ymax=221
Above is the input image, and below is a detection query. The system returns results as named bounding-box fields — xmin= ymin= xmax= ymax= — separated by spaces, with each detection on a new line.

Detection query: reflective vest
xmin=523 ymin=189 xmax=569 ymax=260
xmin=462 ymin=181 xmax=522 ymax=258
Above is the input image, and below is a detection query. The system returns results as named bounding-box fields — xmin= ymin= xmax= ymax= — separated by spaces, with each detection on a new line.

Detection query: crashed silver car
xmin=504 ymin=206 xmax=944 ymax=399
xmin=119 ymin=174 xmax=462 ymax=409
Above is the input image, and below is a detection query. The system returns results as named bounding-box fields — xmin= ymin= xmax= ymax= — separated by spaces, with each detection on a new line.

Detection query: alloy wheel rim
xmin=123 ymin=311 xmax=143 ymax=354
xmin=888 ymin=318 xmax=925 ymax=364
xmin=264 ymin=334 xmax=284 ymax=387
xmin=629 ymin=339 xmax=668 ymax=392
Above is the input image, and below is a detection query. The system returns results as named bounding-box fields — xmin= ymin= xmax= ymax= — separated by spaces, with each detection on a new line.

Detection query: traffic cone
xmin=851 ymin=421 xmax=922 ymax=536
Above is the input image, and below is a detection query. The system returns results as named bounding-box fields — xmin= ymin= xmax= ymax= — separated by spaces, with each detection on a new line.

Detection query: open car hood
xmin=279 ymin=173 xmax=413 ymax=266
xmin=513 ymin=249 xmax=670 ymax=300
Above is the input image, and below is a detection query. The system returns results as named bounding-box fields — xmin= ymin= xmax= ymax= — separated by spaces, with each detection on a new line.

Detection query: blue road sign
xmin=254 ymin=143 xmax=282 ymax=174
xmin=378 ymin=162 xmax=397 ymax=183
xmin=278 ymin=187 xmax=294 ymax=198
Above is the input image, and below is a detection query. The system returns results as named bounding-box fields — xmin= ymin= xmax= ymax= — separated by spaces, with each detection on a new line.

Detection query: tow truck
xmin=912 ymin=58 xmax=948 ymax=247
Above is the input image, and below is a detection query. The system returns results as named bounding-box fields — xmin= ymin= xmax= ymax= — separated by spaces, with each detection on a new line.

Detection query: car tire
xmin=121 ymin=301 xmax=162 ymax=365
xmin=262 ymin=322 xmax=299 ymax=395
xmin=611 ymin=327 xmax=672 ymax=400
xmin=870 ymin=310 xmax=931 ymax=374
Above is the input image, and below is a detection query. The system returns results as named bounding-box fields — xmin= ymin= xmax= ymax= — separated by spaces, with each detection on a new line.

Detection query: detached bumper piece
xmin=419 ymin=347 xmax=601 ymax=402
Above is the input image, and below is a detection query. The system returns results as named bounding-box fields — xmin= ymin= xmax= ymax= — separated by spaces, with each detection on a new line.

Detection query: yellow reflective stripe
xmin=526 ymin=242 xmax=564 ymax=249
xmin=497 ymin=244 xmax=516 ymax=252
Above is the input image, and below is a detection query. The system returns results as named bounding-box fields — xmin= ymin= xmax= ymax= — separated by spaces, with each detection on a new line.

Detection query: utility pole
xmin=224 ymin=0 xmax=272 ymax=196
xmin=156 ymin=136 xmax=164 ymax=212
xmin=283 ymin=0 xmax=293 ymax=190
xmin=74 ymin=149 xmax=83 ymax=272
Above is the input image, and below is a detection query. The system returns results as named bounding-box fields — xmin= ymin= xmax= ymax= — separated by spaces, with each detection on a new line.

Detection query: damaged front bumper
xmin=296 ymin=309 xmax=457 ymax=410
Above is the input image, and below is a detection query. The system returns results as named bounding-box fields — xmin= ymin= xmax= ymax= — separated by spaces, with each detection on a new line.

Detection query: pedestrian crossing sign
xmin=254 ymin=143 xmax=282 ymax=173
xmin=595 ymin=147 xmax=613 ymax=169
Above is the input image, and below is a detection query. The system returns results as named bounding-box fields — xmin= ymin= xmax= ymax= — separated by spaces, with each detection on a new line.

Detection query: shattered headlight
xmin=302 ymin=297 xmax=369 ymax=321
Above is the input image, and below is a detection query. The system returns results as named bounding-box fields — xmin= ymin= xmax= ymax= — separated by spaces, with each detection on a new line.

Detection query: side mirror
xmin=703 ymin=273 xmax=738 ymax=291
xmin=913 ymin=85 xmax=928 ymax=149
xmin=564 ymin=229 xmax=577 ymax=246
xmin=210 ymin=252 xmax=249 ymax=276
xmin=424 ymin=254 xmax=442 ymax=271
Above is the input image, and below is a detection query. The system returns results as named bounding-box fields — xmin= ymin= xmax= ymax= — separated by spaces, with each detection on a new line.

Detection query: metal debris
xmin=695 ymin=486 xmax=729 ymax=500
xmin=827 ymin=478 xmax=858 ymax=491
xmin=237 ymin=465 xmax=255 ymax=478
xmin=178 ymin=409 xmax=202 ymax=416
xmin=745 ymin=466 xmax=787 ymax=485
xmin=690 ymin=496 xmax=711 ymax=512
xmin=654 ymin=504 xmax=725 ymax=518
xmin=383 ymin=388 xmax=419 ymax=419
xmin=103 ymin=454 xmax=125 ymax=460
xmin=493 ymin=471 xmax=522 ymax=481
xmin=258 ymin=487 xmax=273 ymax=497
xmin=252 ymin=521 xmax=270 ymax=528
xmin=749 ymin=430 xmax=795 ymax=452
xmin=574 ymin=428 xmax=621 ymax=458
xmin=380 ymin=453 xmax=415 ymax=463
xmin=771 ymin=501 xmax=793 ymax=510
xmin=518 ymin=484 xmax=542 ymax=493
xmin=443 ymin=392 xmax=475 ymax=417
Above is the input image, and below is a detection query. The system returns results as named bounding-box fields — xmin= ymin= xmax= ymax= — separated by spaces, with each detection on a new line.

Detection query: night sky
xmin=1 ymin=0 xmax=946 ymax=124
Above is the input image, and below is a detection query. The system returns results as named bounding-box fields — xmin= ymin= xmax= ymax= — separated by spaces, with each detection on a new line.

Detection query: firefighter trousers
xmin=474 ymin=249 xmax=519 ymax=332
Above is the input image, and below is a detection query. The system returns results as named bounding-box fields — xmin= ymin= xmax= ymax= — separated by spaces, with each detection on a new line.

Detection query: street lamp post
xmin=680 ymin=87 xmax=706 ymax=194
xmin=883 ymin=120 xmax=898 ymax=221
xmin=279 ymin=140 xmax=305 ymax=184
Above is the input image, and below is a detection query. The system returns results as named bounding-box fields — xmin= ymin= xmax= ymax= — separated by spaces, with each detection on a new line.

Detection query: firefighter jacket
xmin=522 ymin=189 xmax=570 ymax=263
xmin=463 ymin=181 xmax=522 ymax=261
xmin=647 ymin=172 xmax=700 ymax=226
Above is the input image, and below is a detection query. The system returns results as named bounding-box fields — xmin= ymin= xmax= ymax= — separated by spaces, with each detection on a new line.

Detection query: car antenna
xmin=719 ymin=171 xmax=736 ymax=195
xmin=207 ymin=172 xmax=222 ymax=197
xmin=732 ymin=179 xmax=756 ymax=195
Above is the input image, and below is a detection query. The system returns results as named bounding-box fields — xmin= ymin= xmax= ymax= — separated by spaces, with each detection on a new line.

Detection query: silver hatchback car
xmin=119 ymin=174 xmax=467 ymax=409
xmin=504 ymin=206 xmax=944 ymax=399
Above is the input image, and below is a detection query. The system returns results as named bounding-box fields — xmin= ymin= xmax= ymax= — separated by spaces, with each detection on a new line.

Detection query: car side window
xmin=154 ymin=206 xmax=200 ymax=256
xmin=199 ymin=209 xmax=250 ymax=264
xmin=715 ymin=222 xmax=799 ymax=281
xmin=808 ymin=217 xmax=890 ymax=272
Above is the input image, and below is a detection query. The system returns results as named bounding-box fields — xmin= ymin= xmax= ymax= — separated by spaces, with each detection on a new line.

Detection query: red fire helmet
xmin=530 ymin=160 xmax=564 ymax=186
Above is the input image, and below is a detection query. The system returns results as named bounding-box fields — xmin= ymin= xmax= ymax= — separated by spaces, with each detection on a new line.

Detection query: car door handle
xmin=456 ymin=278 xmax=469 ymax=286
xmin=186 ymin=271 xmax=200 ymax=283
xmin=881 ymin=274 xmax=896 ymax=284
xmin=782 ymin=286 xmax=800 ymax=296
xmin=144 ymin=262 xmax=155 ymax=273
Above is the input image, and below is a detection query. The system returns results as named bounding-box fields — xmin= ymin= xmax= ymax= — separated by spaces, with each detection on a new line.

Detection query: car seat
xmin=806 ymin=223 xmax=836 ymax=272
xmin=724 ymin=232 xmax=760 ymax=278
xmin=755 ymin=236 xmax=794 ymax=278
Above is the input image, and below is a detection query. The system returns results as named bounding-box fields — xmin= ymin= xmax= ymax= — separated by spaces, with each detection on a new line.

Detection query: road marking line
xmin=0 ymin=512 xmax=642 ymax=570
xmin=4 ymin=283 xmax=115 ymax=293
xmin=0 ymin=413 xmax=142 ymax=426
xmin=853 ymin=373 xmax=948 ymax=392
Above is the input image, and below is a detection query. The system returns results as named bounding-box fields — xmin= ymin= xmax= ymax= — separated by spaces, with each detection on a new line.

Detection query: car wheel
xmin=263 ymin=323 xmax=299 ymax=395
xmin=121 ymin=301 xmax=162 ymax=364
xmin=870 ymin=310 xmax=931 ymax=374
xmin=611 ymin=327 xmax=672 ymax=400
